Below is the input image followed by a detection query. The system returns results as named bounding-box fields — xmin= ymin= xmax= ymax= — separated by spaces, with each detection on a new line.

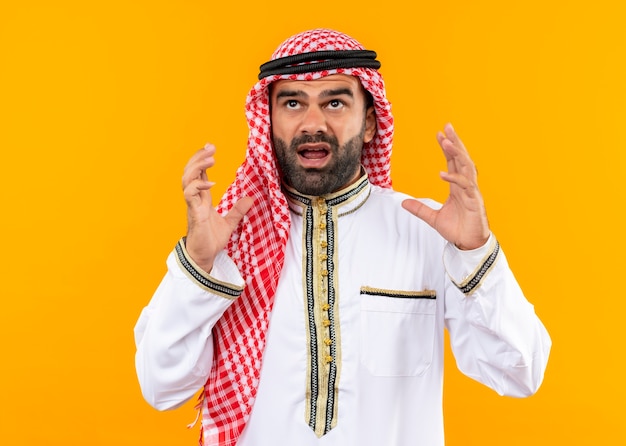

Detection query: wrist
xmin=182 ymin=236 xmax=214 ymax=273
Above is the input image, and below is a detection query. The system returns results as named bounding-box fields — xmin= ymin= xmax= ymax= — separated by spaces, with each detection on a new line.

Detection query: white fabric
xmin=135 ymin=181 xmax=551 ymax=446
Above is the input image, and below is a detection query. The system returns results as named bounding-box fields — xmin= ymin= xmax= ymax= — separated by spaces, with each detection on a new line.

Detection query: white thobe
xmin=134 ymin=177 xmax=551 ymax=446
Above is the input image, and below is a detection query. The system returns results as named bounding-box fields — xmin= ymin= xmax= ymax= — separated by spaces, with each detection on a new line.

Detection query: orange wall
xmin=1 ymin=1 xmax=624 ymax=444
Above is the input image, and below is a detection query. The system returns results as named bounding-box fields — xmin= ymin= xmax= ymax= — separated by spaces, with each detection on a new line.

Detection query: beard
xmin=272 ymin=126 xmax=366 ymax=196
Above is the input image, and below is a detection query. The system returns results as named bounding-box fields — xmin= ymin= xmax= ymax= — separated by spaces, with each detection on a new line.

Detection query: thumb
xmin=224 ymin=196 xmax=254 ymax=230
xmin=401 ymin=198 xmax=437 ymax=229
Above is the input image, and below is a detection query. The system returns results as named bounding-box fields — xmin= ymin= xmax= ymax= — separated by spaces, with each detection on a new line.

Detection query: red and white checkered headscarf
xmin=201 ymin=28 xmax=394 ymax=445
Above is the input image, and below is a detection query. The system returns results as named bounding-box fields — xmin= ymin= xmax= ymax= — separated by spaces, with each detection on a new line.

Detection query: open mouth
xmin=298 ymin=143 xmax=330 ymax=161
xmin=300 ymin=148 xmax=329 ymax=159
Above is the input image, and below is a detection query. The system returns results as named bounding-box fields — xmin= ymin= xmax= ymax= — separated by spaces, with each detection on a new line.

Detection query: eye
xmin=327 ymin=99 xmax=344 ymax=110
xmin=286 ymin=99 xmax=300 ymax=109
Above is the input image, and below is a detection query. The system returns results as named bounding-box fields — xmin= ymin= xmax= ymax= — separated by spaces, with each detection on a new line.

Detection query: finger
xmin=443 ymin=123 xmax=467 ymax=153
xmin=442 ymin=139 xmax=473 ymax=171
xmin=439 ymin=171 xmax=475 ymax=194
xmin=437 ymin=135 xmax=464 ymax=177
xmin=436 ymin=130 xmax=446 ymax=148
xmin=439 ymin=171 xmax=484 ymax=209
xmin=182 ymin=162 xmax=213 ymax=190
xmin=200 ymin=143 xmax=217 ymax=181
xmin=199 ymin=144 xmax=217 ymax=182
xmin=184 ymin=144 xmax=217 ymax=171
xmin=183 ymin=150 xmax=216 ymax=188
xmin=401 ymin=198 xmax=438 ymax=229
xmin=437 ymin=132 xmax=476 ymax=181
xmin=224 ymin=197 xmax=254 ymax=230
xmin=436 ymin=130 xmax=463 ymax=165
xmin=183 ymin=178 xmax=215 ymax=204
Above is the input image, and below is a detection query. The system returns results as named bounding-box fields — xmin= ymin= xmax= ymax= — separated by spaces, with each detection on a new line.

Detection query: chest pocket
xmin=360 ymin=287 xmax=437 ymax=377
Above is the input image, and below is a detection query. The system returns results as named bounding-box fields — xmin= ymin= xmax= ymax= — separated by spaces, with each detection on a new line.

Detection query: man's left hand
xmin=401 ymin=123 xmax=490 ymax=250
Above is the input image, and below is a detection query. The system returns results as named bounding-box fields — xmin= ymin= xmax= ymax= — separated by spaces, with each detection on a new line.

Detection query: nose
xmin=300 ymin=106 xmax=327 ymax=135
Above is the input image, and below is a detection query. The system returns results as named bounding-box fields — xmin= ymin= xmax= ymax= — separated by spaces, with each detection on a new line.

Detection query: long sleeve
xmin=134 ymin=241 xmax=245 ymax=410
xmin=443 ymin=235 xmax=551 ymax=397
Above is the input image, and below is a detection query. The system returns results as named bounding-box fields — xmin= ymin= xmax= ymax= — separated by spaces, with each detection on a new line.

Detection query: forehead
xmin=270 ymin=74 xmax=364 ymax=96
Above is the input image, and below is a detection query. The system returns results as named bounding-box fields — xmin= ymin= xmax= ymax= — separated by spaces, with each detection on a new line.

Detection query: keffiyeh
xmin=201 ymin=28 xmax=394 ymax=445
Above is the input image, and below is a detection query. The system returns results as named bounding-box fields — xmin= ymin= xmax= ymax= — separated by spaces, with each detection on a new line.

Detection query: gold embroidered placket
xmin=303 ymin=196 xmax=341 ymax=437
xmin=286 ymin=176 xmax=370 ymax=438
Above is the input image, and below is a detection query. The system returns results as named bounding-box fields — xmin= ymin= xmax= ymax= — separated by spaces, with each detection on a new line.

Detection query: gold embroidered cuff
xmin=450 ymin=237 xmax=501 ymax=296
xmin=174 ymin=237 xmax=244 ymax=300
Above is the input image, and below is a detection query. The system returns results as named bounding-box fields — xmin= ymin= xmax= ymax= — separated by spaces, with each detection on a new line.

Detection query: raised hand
xmin=182 ymin=143 xmax=253 ymax=272
xmin=401 ymin=124 xmax=490 ymax=250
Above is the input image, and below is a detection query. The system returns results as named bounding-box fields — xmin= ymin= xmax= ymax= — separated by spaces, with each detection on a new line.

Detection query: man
xmin=134 ymin=29 xmax=551 ymax=446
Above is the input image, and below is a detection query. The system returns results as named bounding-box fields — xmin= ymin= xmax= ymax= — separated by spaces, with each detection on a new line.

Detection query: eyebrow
xmin=275 ymin=88 xmax=355 ymax=100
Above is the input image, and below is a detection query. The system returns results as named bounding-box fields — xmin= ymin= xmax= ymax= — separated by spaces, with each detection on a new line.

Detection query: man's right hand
xmin=182 ymin=143 xmax=253 ymax=273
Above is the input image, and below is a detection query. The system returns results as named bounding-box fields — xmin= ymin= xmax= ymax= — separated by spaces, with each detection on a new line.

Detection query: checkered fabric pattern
xmin=200 ymin=28 xmax=394 ymax=445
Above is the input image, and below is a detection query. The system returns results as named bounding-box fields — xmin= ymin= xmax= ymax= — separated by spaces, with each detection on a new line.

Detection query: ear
xmin=363 ymin=106 xmax=377 ymax=143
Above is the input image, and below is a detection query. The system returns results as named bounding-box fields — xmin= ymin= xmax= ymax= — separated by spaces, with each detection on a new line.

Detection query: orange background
xmin=1 ymin=1 xmax=624 ymax=445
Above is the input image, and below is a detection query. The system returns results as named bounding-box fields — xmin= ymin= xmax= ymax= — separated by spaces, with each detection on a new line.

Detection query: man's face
xmin=270 ymin=74 xmax=376 ymax=196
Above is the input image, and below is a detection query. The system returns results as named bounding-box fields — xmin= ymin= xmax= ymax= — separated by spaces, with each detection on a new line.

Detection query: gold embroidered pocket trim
xmin=360 ymin=286 xmax=436 ymax=299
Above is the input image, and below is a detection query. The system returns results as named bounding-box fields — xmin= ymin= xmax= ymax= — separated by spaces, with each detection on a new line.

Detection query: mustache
xmin=290 ymin=133 xmax=338 ymax=148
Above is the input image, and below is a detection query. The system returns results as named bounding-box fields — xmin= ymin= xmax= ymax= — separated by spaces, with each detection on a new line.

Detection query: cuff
xmin=173 ymin=237 xmax=245 ymax=300
xmin=443 ymin=233 xmax=501 ymax=295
